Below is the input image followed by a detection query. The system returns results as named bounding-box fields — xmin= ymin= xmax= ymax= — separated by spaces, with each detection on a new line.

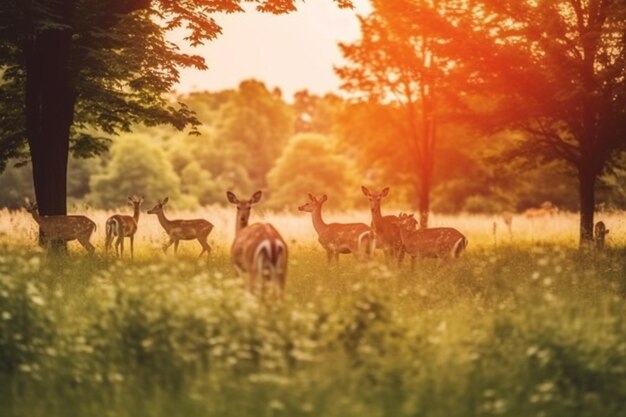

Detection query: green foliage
xmin=89 ymin=135 xmax=191 ymax=209
xmin=214 ymin=80 xmax=295 ymax=187
xmin=0 ymin=157 xmax=95 ymax=209
xmin=0 ymin=244 xmax=625 ymax=416
xmin=0 ymin=165 xmax=34 ymax=209
xmin=266 ymin=133 xmax=360 ymax=209
xmin=293 ymin=90 xmax=344 ymax=135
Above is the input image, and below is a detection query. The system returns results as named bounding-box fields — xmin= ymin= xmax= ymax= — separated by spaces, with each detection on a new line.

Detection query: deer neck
xmin=235 ymin=212 xmax=249 ymax=235
xmin=370 ymin=204 xmax=385 ymax=229
xmin=156 ymin=210 xmax=172 ymax=232
xmin=311 ymin=206 xmax=329 ymax=235
xmin=29 ymin=211 xmax=41 ymax=224
xmin=132 ymin=204 xmax=141 ymax=224
xmin=397 ymin=226 xmax=411 ymax=245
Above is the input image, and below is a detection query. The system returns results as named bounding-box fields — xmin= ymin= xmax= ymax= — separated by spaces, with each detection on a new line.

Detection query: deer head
xmin=23 ymin=197 xmax=38 ymax=214
xmin=128 ymin=195 xmax=144 ymax=207
xmin=361 ymin=186 xmax=390 ymax=210
xmin=395 ymin=213 xmax=419 ymax=231
xmin=147 ymin=197 xmax=168 ymax=215
xmin=226 ymin=190 xmax=262 ymax=231
xmin=298 ymin=193 xmax=328 ymax=213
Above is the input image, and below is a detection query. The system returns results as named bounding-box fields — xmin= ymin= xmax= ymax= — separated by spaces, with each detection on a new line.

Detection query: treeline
xmin=1 ymin=79 xmax=625 ymax=212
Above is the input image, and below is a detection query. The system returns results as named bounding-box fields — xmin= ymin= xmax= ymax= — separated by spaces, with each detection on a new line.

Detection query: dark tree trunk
xmin=578 ymin=166 xmax=596 ymax=248
xmin=25 ymin=29 xmax=76 ymax=249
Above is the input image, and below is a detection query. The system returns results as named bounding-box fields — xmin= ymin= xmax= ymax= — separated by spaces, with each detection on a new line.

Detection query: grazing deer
xmin=227 ymin=191 xmax=287 ymax=298
xmin=298 ymin=193 xmax=373 ymax=263
xmin=361 ymin=186 xmax=404 ymax=265
xmin=105 ymin=195 xmax=143 ymax=259
xmin=594 ymin=221 xmax=609 ymax=250
xmin=395 ymin=213 xmax=467 ymax=270
xmin=23 ymin=198 xmax=96 ymax=253
xmin=524 ymin=201 xmax=559 ymax=218
xmin=147 ymin=197 xmax=213 ymax=257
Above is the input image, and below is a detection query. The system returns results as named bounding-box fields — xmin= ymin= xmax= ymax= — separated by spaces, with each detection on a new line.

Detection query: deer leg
xmin=397 ymin=247 xmax=405 ymax=267
xmin=114 ymin=236 xmax=122 ymax=257
xmin=78 ymin=234 xmax=95 ymax=254
xmin=410 ymin=255 xmax=416 ymax=272
xmin=326 ymin=250 xmax=333 ymax=264
xmin=334 ymin=252 xmax=340 ymax=263
xmin=119 ymin=236 xmax=125 ymax=258
xmin=197 ymin=235 xmax=211 ymax=258
xmin=173 ymin=240 xmax=180 ymax=255
xmin=129 ymin=235 xmax=134 ymax=260
xmin=163 ymin=238 xmax=174 ymax=254
xmin=105 ymin=234 xmax=113 ymax=254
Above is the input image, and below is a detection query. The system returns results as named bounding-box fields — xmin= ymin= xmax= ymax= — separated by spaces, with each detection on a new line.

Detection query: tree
xmin=336 ymin=0 xmax=460 ymax=228
xmin=448 ymin=0 xmax=626 ymax=245
xmin=0 ymin=0 xmax=352 ymax=220
xmin=267 ymin=133 xmax=360 ymax=210
xmin=89 ymin=135 xmax=189 ymax=209
xmin=215 ymin=80 xmax=295 ymax=187
xmin=293 ymin=90 xmax=345 ymax=134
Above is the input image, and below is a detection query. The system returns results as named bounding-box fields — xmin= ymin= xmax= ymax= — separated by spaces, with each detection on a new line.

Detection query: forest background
xmin=2 ymin=79 xmax=625 ymax=213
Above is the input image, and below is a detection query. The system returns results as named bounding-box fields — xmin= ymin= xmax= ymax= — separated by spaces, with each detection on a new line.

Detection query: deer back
xmin=232 ymin=223 xmax=287 ymax=274
xmin=37 ymin=215 xmax=96 ymax=240
xmin=108 ymin=214 xmax=138 ymax=236
xmin=401 ymin=227 xmax=467 ymax=258
xmin=320 ymin=222 xmax=371 ymax=252
xmin=166 ymin=219 xmax=214 ymax=239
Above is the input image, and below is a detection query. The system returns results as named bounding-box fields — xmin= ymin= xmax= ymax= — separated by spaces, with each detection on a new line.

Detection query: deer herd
xmin=21 ymin=188 xmax=611 ymax=298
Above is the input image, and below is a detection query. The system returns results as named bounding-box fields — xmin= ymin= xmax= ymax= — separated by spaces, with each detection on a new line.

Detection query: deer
xmin=23 ymin=198 xmax=96 ymax=253
xmin=524 ymin=201 xmax=559 ymax=218
xmin=361 ymin=186 xmax=404 ymax=265
xmin=298 ymin=193 xmax=373 ymax=263
xmin=594 ymin=221 xmax=609 ymax=250
xmin=147 ymin=197 xmax=213 ymax=257
xmin=105 ymin=195 xmax=143 ymax=259
xmin=394 ymin=213 xmax=468 ymax=270
xmin=227 ymin=190 xmax=287 ymax=299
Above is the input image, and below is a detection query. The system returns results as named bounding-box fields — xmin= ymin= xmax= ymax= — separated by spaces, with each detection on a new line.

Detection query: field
xmin=1 ymin=208 xmax=625 ymax=417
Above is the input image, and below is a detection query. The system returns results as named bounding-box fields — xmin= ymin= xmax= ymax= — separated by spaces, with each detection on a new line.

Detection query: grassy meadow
xmin=1 ymin=207 xmax=625 ymax=417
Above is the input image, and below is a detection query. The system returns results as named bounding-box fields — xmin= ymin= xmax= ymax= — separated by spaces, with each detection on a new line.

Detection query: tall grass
xmin=0 ymin=209 xmax=625 ymax=417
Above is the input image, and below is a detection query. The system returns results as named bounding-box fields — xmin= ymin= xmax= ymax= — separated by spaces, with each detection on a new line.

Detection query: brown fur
xmin=24 ymin=199 xmax=96 ymax=253
xmin=395 ymin=214 xmax=467 ymax=270
xmin=299 ymin=193 xmax=372 ymax=263
xmin=147 ymin=197 xmax=213 ymax=257
xmin=228 ymin=191 xmax=287 ymax=299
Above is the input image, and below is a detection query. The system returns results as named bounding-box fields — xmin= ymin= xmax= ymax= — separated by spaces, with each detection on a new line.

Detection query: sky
xmin=169 ymin=0 xmax=372 ymax=100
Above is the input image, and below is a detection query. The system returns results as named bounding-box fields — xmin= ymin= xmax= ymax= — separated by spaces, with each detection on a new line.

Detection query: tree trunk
xmin=25 ymin=29 xmax=76 ymax=250
xmin=417 ymin=166 xmax=431 ymax=229
xmin=578 ymin=167 xmax=596 ymax=248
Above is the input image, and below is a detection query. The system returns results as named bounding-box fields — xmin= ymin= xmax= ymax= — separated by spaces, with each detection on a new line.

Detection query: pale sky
xmin=169 ymin=0 xmax=372 ymax=100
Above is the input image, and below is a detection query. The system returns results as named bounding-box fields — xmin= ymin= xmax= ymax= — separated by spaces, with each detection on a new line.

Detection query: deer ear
xmin=381 ymin=187 xmax=390 ymax=197
xmin=606 ymin=229 xmax=610 ymax=235
xmin=320 ymin=194 xmax=328 ymax=203
xmin=361 ymin=186 xmax=370 ymax=196
xmin=24 ymin=197 xmax=31 ymax=205
xmin=251 ymin=190 xmax=263 ymax=204
xmin=226 ymin=191 xmax=239 ymax=204
xmin=162 ymin=197 xmax=169 ymax=205
xmin=307 ymin=193 xmax=316 ymax=202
